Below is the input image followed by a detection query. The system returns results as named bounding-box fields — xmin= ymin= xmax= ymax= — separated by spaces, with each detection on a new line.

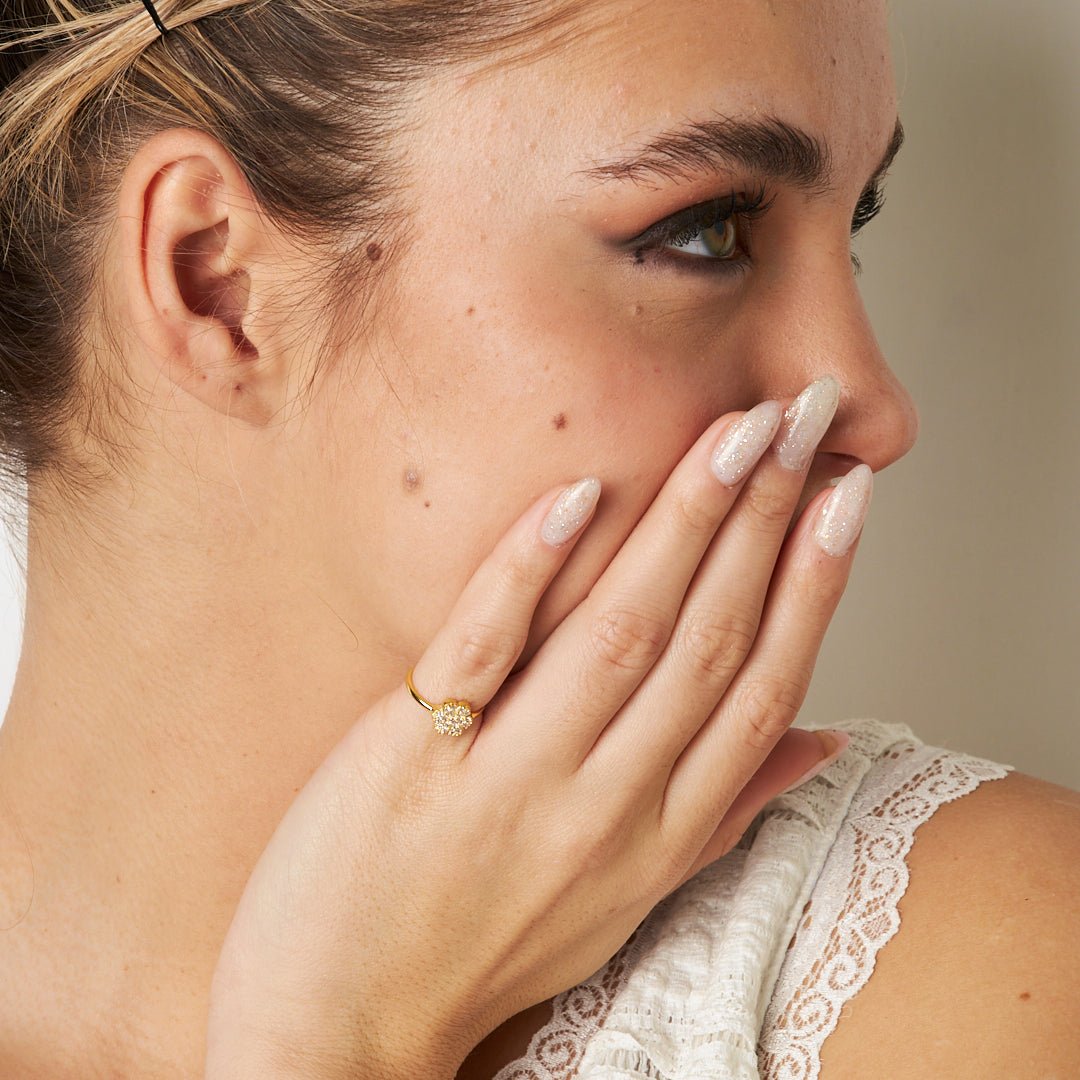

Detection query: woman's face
xmin=301 ymin=0 xmax=916 ymax=675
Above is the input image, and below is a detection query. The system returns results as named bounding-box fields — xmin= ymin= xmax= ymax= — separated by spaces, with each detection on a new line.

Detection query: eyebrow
xmin=571 ymin=114 xmax=905 ymax=196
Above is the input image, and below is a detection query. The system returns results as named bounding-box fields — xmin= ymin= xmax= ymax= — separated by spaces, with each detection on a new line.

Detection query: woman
xmin=0 ymin=0 xmax=1077 ymax=1077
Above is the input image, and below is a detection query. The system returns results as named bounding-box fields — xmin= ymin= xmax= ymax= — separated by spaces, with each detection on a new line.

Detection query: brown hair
xmin=0 ymin=0 xmax=589 ymax=556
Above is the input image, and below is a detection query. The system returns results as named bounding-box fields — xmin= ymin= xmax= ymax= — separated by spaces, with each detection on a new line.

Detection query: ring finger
xmin=511 ymin=374 xmax=841 ymax=771
xmin=586 ymin=373 xmax=842 ymax=772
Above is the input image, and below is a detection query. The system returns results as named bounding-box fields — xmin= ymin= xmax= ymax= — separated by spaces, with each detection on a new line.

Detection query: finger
xmin=543 ymin=375 xmax=839 ymax=772
xmin=658 ymin=463 xmax=872 ymax=845
xmin=496 ymin=399 xmax=784 ymax=764
xmin=391 ymin=476 xmax=601 ymax=757
xmin=658 ymin=727 xmax=853 ymax=899
xmin=592 ymin=375 xmax=842 ymax=774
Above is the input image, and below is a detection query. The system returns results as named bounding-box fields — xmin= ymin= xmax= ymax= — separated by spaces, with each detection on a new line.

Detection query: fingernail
xmin=775 ymin=375 xmax=841 ymax=472
xmin=778 ymin=729 xmax=851 ymax=794
xmin=710 ymin=400 xmax=784 ymax=486
xmin=814 ymin=463 xmax=873 ymax=557
xmin=540 ymin=477 xmax=601 ymax=547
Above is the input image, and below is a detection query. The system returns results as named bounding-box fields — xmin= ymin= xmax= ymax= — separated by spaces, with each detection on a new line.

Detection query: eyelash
xmin=628 ymin=184 xmax=772 ymax=275
xmin=849 ymin=181 xmax=887 ymax=273
xmin=629 ymin=179 xmax=887 ymax=275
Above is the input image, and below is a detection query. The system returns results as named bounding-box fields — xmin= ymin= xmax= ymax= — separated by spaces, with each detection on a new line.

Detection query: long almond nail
xmin=710 ymin=400 xmax=784 ymax=486
xmin=814 ymin=464 xmax=873 ymax=556
xmin=540 ymin=477 xmax=601 ymax=547
xmin=775 ymin=375 xmax=841 ymax=472
xmin=778 ymin=729 xmax=851 ymax=794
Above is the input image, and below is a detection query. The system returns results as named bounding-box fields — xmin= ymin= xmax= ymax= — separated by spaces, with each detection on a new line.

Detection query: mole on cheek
xmin=403 ymin=468 xmax=422 ymax=492
xmin=366 ymin=241 xmax=383 ymax=261
xmin=552 ymin=412 xmax=567 ymax=431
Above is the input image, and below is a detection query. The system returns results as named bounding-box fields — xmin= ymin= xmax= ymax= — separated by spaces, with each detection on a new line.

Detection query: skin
xmin=0 ymin=0 xmax=942 ymax=1074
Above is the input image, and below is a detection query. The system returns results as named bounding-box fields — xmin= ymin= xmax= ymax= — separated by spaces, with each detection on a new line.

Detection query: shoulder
xmin=819 ymin=769 xmax=1080 ymax=1079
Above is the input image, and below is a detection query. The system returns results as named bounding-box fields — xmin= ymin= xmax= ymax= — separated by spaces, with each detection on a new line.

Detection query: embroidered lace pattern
xmin=492 ymin=717 xmax=1014 ymax=1080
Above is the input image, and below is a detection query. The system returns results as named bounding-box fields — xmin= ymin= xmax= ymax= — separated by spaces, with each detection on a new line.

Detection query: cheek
xmin=351 ymin=296 xmax=718 ymax=661
xmin=375 ymin=261 xmax=711 ymax=486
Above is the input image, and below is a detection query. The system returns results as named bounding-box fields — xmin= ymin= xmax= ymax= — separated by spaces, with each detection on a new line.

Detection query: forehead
xmin=428 ymin=0 xmax=896 ymax=199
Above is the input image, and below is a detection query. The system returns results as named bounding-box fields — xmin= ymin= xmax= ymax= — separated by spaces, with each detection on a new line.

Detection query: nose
xmin=744 ymin=263 xmax=920 ymax=476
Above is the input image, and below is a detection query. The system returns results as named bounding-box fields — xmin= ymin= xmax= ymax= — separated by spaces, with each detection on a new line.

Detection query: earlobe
xmin=117 ymin=128 xmax=275 ymax=425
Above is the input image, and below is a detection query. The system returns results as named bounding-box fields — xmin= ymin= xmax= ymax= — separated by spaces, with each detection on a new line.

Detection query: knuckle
xmin=668 ymin=483 xmax=719 ymax=538
xmin=452 ymin=622 xmax=523 ymax=682
xmin=586 ymin=605 xmax=670 ymax=674
xmin=790 ymin=567 xmax=846 ymax=611
xmin=739 ymin=672 xmax=809 ymax=750
xmin=677 ymin=608 xmax=758 ymax=687
xmin=501 ymin=544 xmax=548 ymax=597
xmin=741 ymin=480 xmax=794 ymax=530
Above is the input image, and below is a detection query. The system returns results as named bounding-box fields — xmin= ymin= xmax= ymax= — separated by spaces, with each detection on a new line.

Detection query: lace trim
xmin=493 ymin=724 xmax=1013 ymax=1080
xmin=489 ymin=921 xmax=651 ymax=1080
xmin=756 ymin=742 xmax=1013 ymax=1079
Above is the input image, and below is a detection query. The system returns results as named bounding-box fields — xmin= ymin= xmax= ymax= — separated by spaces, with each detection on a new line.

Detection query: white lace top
xmin=493 ymin=716 xmax=1015 ymax=1079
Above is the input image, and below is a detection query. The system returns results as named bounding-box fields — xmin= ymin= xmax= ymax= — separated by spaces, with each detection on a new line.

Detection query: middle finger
xmin=588 ymin=373 xmax=841 ymax=768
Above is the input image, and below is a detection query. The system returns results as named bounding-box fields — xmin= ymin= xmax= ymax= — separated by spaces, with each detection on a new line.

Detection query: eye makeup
xmin=623 ymin=184 xmax=773 ymax=275
xmin=621 ymin=175 xmax=888 ymax=276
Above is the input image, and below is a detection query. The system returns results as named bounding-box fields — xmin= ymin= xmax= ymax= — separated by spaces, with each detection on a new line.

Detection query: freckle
xmin=403 ymin=468 xmax=422 ymax=491
xmin=633 ymin=302 xmax=644 ymax=316
xmin=830 ymin=55 xmax=837 ymax=66
xmin=424 ymin=500 xmax=431 ymax=508
xmin=466 ymin=306 xmax=475 ymax=316
xmin=1019 ymin=991 xmax=1031 ymax=1001
xmin=552 ymin=412 xmax=567 ymax=430
xmin=366 ymin=241 xmax=383 ymax=261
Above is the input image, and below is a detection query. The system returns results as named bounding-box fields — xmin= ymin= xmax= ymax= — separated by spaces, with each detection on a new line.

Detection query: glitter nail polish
xmin=540 ymin=477 xmax=601 ymax=547
xmin=775 ymin=375 xmax=842 ymax=472
xmin=710 ymin=400 xmax=784 ymax=487
xmin=814 ymin=463 xmax=873 ymax=556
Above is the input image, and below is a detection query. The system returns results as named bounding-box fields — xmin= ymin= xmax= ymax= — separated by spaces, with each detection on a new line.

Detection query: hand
xmin=204 ymin=376 xmax=870 ymax=1079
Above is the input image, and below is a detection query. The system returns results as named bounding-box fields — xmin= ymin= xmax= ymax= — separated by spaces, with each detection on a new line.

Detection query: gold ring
xmin=406 ymin=666 xmax=484 ymax=737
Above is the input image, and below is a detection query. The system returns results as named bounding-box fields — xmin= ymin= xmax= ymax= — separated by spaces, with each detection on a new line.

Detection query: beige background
xmin=0 ymin=1 xmax=1077 ymax=788
xmin=801 ymin=0 xmax=1080 ymax=789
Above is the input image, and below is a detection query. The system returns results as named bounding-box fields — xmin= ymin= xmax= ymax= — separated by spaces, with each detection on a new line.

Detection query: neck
xmin=0 ymin=499 xmax=402 ymax=1075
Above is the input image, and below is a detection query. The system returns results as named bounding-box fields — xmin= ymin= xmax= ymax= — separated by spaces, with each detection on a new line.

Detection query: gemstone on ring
xmin=432 ymin=700 xmax=475 ymax=736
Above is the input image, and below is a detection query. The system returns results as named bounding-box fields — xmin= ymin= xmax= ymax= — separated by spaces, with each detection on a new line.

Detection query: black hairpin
xmin=141 ymin=0 xmax=169 ymax=35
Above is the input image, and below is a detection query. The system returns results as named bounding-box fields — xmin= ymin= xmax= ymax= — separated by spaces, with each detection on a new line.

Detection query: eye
xmin=627 ymin=186 xmax=773 ymax=271
xmin=665 ymin=215 xmax=739 ymax=259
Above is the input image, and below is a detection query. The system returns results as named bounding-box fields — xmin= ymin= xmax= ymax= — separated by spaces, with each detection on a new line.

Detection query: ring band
xmin=406 ymin=666 xmax=484 ymax=737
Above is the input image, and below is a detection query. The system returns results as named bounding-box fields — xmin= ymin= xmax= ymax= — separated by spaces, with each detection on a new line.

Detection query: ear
xmin=116 ymin=127 xmax=290 ymax=426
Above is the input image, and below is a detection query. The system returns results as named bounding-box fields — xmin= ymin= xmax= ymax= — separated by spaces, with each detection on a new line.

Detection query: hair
xmin=0 ymin=0 xmax=590 ymax=571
